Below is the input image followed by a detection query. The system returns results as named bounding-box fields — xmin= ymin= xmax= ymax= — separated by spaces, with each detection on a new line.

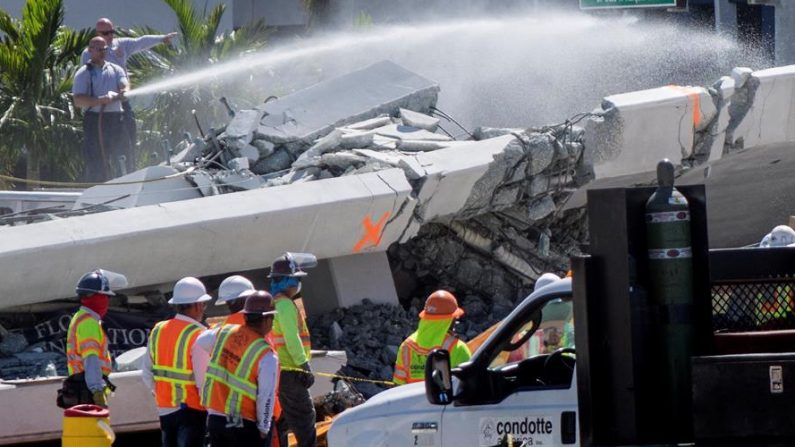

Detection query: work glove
xmin=92 ymin=390 xmax=108 ymax=408
xmin=299 ymin=362 xmax=315 ymax=389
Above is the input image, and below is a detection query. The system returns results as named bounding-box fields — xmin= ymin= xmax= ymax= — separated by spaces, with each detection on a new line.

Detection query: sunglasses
xmin=98 ymin=30 xmax=115 ymax=36
xmin=90 ymin=46 xmax=108 ymax=52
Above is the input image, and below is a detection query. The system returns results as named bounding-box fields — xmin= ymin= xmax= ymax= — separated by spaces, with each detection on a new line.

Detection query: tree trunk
xmin=25 ymin=145 xmax=40 ymax=190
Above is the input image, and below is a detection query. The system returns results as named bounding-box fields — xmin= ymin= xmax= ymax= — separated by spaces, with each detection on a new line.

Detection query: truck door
xmin=441 ymin=296 xmax=578 ymax=447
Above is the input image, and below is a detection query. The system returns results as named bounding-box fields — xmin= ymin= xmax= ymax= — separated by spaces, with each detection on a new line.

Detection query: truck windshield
xmin=488 ymin=297 xmax=574 ymax=370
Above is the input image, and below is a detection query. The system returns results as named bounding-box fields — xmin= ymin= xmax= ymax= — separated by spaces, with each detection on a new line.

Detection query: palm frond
xmin=0 ymin=9 xmax=20 ymax=42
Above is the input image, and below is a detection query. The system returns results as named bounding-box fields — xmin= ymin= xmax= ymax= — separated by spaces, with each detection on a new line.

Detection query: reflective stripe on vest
xmin=66 ymin=308 xmax=112 ymax=376
xmin=271 ymin=297 xmax=311 ymax=366
xmin=149 ymin=318 xmax=204 ymax=410
xmin=201 ymin=325 xmax=271 ymax=422
xmin=396 ymin=334 xmax=459 ymax=384
xmin=755 ymin=284 xmax=795 ymax=325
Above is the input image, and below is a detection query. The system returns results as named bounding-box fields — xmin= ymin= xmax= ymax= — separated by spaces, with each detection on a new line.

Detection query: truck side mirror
xmin=425 ymin=349 xmax=452 ymax=405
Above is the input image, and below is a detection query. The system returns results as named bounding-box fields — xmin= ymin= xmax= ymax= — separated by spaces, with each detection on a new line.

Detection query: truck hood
xmin=335 ymin=382 xmax=434 ymax=422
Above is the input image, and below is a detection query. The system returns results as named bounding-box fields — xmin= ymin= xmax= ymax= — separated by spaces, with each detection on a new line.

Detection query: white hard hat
xmin=534 ymin=273 xmax=561 ymax=291
xmin=762 ymin=225 xmax=795 ymax=248
xmin=168 ymin=277 xmax=211 ymax=305
xmin=216 ymin=275 xmax=255 ymax=305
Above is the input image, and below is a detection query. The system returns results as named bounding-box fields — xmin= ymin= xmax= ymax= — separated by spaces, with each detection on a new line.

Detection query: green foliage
xmin=0 ymin=0 xmax=91 ymax=185
xmin=127 ymin=0 xmax=270 ymax=145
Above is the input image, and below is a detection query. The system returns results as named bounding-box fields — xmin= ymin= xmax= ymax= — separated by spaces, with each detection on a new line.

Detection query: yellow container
xmin=62 ymin=404 xmax=115 ymax=447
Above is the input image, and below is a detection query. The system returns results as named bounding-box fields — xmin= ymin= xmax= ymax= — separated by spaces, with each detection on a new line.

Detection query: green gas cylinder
xmin=645 ymin=159 xmax=694 ymax=440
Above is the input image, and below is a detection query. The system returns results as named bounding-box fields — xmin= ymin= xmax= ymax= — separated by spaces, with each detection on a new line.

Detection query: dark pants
xmin=208 ymin=414 xmax=271 ymax=447
xmin=280 ymin=370 xmax=317 ymax=447
xmin=159 ymin=407 xmax=207 ymax=447
xmin=81 ymin=111 xmax=127 ymax=182
xmin=122 ymin=100 xmax=136 ymax=172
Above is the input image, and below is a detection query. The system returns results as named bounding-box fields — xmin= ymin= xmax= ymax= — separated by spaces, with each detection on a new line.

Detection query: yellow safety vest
xmin=66 ymin=308 xmax=112 ymax=376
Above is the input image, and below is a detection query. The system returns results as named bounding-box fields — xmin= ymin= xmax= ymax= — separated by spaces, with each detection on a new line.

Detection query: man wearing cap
xmin=269 ymin=253 xmax=317 ymax=447
xmin=197 ymin=291 xmax=279 ymax=446
xmin=141 ymin=277 xmax=210 ymax=447
xmin=211 ymin=275 xmax=288 ymax=446
xmin=393 ymin=290 xmax=472 ymax=385
xmin=63 ymin=269 xmax=127 ymax=408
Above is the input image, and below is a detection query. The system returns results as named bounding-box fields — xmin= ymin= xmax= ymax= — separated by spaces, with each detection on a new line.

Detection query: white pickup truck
xmin=328 ymin=277 xmax=578 ymax=447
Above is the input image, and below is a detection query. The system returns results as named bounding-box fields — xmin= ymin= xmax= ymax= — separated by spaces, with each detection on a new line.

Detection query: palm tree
xmin=0 ymin=0 xmax=92 ymax=185
xmin=127 ymin=0 xmax=270 ymax=147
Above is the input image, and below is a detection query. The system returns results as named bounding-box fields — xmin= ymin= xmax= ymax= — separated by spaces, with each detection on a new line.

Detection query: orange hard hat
xmin=419 ymin=290 xmax=465 ymax=320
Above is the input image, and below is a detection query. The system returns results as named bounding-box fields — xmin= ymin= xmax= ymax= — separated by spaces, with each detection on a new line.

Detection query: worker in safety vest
xmin=755 ymin=226 xmax=795 ymax=326
xmin=393 ymin=290 xmax=471 ymax=385
xmin=197 ymin=291 xmax=279 ymax=446
xmin=269 ymin=252 xmax=318 ymax=447
xmin=140 ymin=277 xmax=210 ymax=447
xmin=64 ymin=269 xmax=127 ymax=408
xmin=213 ymin=274 xmax=288 ymax=447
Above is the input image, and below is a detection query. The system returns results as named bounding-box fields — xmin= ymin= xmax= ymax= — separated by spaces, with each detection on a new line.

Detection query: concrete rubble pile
xmin=0 ymin=324 xmax=64 ymax=380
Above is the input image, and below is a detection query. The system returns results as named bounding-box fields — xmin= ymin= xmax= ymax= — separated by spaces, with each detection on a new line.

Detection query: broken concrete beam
xmin=406 ymin=135 xmax=518 ymax=232
xmin=586 ymin=85 xmax=717 ymax=178
xmin=727 ymin=65 xmax=795 ymax=151
xmin=256 ymin=60 xmax=440 ymax=152
xmin=0 ymin=169 xmax=417 ymax=308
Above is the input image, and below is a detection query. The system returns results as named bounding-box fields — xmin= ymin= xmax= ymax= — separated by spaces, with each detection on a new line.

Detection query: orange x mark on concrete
xmin=353 ymin=211 xmax=391 ymax=253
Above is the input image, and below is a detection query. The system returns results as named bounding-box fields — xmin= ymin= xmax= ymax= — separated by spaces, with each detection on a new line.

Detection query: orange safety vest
xmin=66 ymin=308 xmax=112 ymax=376
xmin=148 ymin=318 xmax=205 ymax=411
xmin=202 ymin=325 xmax=272 ymax=422
xmin=213 ymin=312 xmax=283 ymax=420
xmin=271 ymin=296 xmax=311 ymax=368
xmin=393 ymin=334 xmax=459 ymax=384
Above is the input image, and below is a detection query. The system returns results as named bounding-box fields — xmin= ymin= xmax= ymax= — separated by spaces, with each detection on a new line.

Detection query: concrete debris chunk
xmin=345 ymin=115 xmax=394 ymax=131
xmin=339 ymin=130 xmax=375 ymax=149
xmin=252 ymin=148 xmax=293 ymax=174
xmin=528 ymin=196 xmax=556 ymax=220
xmin=320 ymin=152 xmax=367 ymax=170
xmin=251 ymin=139 xmax=276 ymax=159
xmin=400 ymin=108 xmax=439 ymax=131
xmin=731 ymin=67 xmax=754 ymax=89
xmin=396 ymin=140 xmax=448 ymax=152
xmin=473 ymin=127 xmax=525 ymax=140
xmin=372 ymin=124 xmax=451 ymax=142
xmin=224 ymin=109 xmax=264 ymax=143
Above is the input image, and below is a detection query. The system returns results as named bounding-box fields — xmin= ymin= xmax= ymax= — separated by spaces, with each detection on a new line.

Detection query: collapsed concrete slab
xmin=256 ymin=60 xmax=440 ymax=152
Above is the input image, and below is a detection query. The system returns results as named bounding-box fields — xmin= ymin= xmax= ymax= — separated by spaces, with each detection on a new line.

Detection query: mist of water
xmin=128 ymin=9 xmax=771 ymax=131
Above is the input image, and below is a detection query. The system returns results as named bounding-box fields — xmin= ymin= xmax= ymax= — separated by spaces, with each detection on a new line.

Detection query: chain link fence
xmin=711 ymin=278 xmax=795 ymax=332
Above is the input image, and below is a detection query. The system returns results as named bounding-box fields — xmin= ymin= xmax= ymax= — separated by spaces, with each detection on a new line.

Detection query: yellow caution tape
xmin=281 ymin=366 xmax=398 ymax=387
